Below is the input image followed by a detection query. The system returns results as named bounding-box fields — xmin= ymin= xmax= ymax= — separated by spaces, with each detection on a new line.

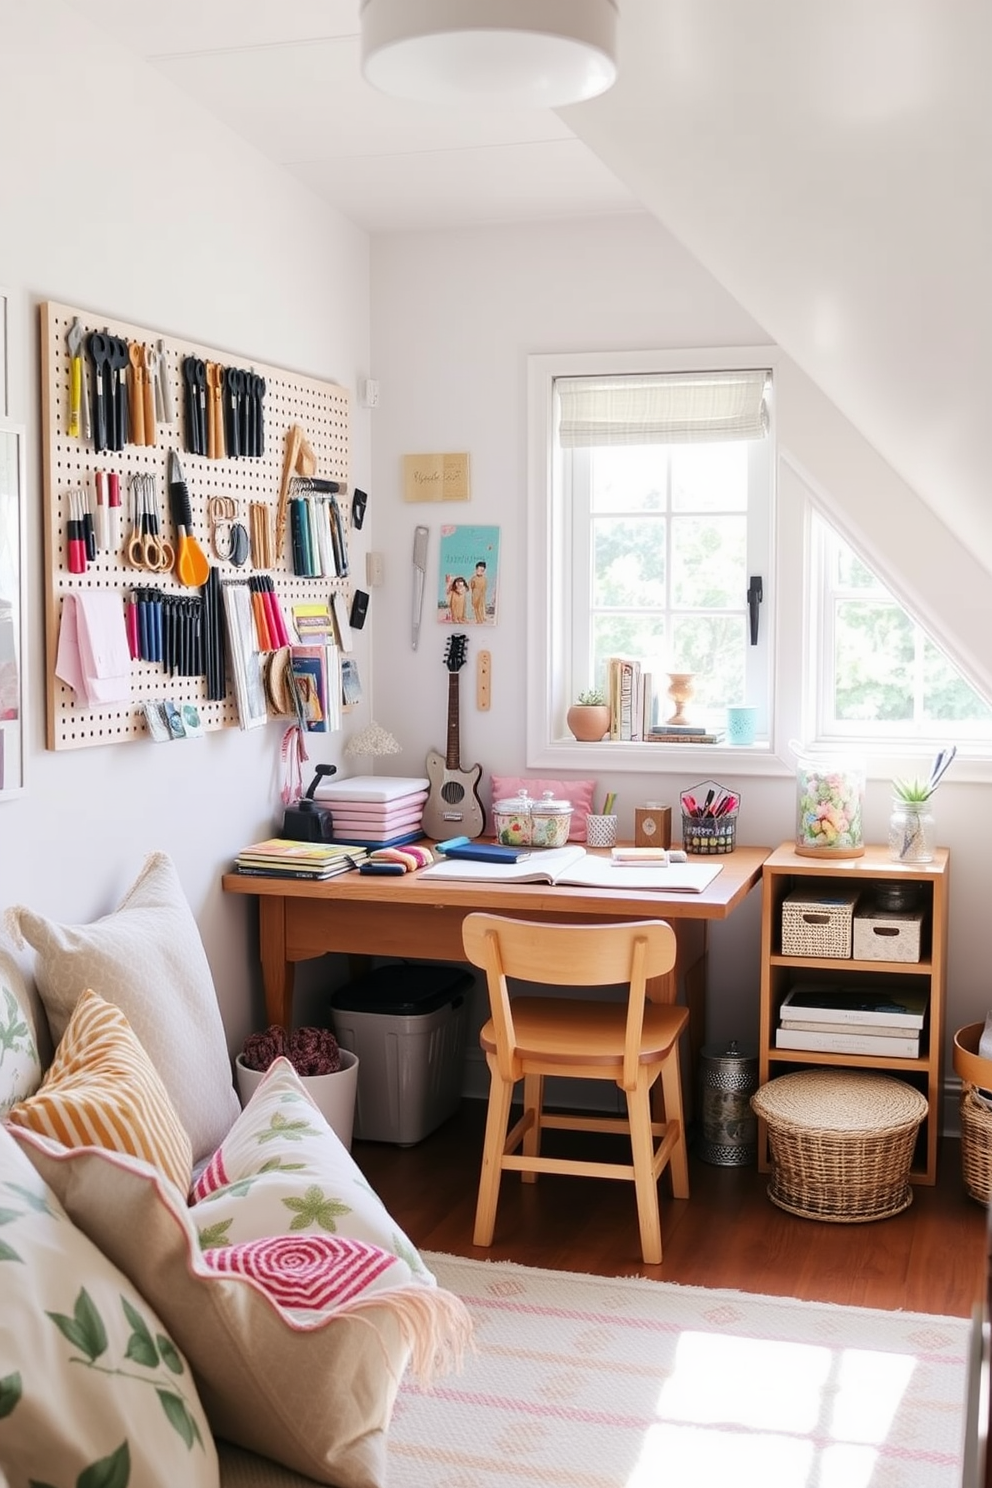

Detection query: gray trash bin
xmin=330 ymin=963 xmax=472 ymax=1145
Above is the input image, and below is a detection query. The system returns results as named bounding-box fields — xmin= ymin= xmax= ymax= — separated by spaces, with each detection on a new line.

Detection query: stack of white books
xmin=775 ymin=984 xmax=928 ymax=1057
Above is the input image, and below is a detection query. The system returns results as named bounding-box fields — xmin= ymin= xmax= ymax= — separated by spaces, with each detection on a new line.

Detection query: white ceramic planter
xmin=235 ymin=1050 xmax=360 ymax=1151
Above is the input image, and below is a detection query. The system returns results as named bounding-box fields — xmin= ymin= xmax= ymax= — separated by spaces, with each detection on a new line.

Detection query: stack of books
xmin=775 ymin=984 xmax=928 ymax=1057
xmin=233 ymin=839 xmax=368 ymax=880
xmin=647 ymin=723 xmax=726 ymax=745
xmin=314 ymin=774 xmax=430 ymax=849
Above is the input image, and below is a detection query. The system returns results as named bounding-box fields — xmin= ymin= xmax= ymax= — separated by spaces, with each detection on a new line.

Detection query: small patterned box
xmin=852 ymin=908 xmax=924 ymax=963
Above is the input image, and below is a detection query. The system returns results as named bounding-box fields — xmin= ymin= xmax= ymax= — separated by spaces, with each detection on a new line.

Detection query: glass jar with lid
xmin=530 ymin=790 xmax=573 ymax=848
xmin=492 ymin=788 xmax=573 ymax=847
xmin=793 ymin=744 xmax=865 ymax=857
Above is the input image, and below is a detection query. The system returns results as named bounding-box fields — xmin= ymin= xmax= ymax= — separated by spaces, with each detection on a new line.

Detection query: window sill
xmin=529 ymin=737 xmax=789 ymax=778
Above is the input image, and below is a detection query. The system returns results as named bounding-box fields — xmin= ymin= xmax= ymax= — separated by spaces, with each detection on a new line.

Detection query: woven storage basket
xmin=781 ymin=889 xmax=859 ymax=958
xmin=953 ymin=1022 xmax=992 ymax=1204
xmin=751 ymin=1068 xmax=927 ymax=1222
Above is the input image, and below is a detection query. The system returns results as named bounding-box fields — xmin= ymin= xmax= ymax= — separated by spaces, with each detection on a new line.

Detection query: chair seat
xmin=480 ymin=998 xmax=688 ymax=1066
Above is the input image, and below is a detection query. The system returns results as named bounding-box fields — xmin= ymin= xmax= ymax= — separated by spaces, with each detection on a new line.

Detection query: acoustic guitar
xmin=422 ymin=634 xmax=486 ymax=841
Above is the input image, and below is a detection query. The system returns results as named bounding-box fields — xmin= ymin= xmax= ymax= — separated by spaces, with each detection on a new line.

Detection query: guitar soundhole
xmin=441 ymin=781 xmax=466 ymax=805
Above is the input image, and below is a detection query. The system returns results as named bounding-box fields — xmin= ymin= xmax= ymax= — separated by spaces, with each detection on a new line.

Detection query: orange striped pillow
xmin=5 ymin=988 xmax=192 ymax=1193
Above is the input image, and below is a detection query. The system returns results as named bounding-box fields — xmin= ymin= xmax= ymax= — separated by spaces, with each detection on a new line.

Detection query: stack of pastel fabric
xmin=314 ymin=775 xmax=430 ymax=849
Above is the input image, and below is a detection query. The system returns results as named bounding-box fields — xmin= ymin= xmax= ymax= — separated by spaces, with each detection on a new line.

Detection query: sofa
xmin=0 ymin=852 xmax=471 ymax=1488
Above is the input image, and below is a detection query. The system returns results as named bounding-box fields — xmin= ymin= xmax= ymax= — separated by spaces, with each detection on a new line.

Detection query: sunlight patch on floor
xmin=623 ymin=1331 xmax=915 ymax=1488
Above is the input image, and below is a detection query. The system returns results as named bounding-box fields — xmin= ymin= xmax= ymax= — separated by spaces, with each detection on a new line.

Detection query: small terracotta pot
xmin=566 ymin=704 xmax=610 ymax=742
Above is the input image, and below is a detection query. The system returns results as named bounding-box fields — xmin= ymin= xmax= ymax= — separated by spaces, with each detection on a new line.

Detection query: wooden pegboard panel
xmin=40 ymin=301 xmax=351 ymax=750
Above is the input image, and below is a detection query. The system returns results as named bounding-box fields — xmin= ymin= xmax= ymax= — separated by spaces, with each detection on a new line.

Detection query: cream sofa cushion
xmin=10 ymin=851 xmax=239 ymax=1163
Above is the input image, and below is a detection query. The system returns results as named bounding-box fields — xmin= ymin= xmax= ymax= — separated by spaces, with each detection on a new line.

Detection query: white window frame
xmin=526 ymin=346 xmax=779 ymax=773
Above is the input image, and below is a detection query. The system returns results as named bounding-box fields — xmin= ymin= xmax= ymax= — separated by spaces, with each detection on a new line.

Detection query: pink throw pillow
xmin=489 ymin=776 xmax=596 ymax=842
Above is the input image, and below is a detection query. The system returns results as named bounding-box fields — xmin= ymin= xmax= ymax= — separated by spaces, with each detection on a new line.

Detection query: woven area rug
xmin=388 ymin=1253 xmax=969 ymax=1488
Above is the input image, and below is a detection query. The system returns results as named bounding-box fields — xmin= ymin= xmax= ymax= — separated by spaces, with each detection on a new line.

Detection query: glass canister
xmin=794 ymin=746 xmax=865 ymax=857
xmin=492 ymin=789 xmax=535 ymax=846
xmin=530 ymin=790 xmax=573 ymax=848
xmin=888 ymin=798 xmax=936 ymax=863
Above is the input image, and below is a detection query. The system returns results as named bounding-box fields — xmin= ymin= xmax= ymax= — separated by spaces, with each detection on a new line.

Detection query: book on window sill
xmin=778 ymin=985 xmax=928 ymax=1030
xmin=645 ymin=730 xmax=726 ymax=744
xmin=649 ymin=722 xmax=718 ymax=736
xmin=775 ymin=1026 xmax=920 ymax=1058
xmin=416 ymin=844 xmax=723 ymax=893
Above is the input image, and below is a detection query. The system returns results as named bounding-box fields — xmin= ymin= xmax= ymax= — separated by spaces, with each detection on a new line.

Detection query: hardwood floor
xmin=353 ymin=1096 xmax=987 ymax=1317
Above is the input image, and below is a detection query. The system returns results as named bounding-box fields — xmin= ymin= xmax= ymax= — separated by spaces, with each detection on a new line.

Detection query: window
xmin=809 ymin=511 xmax=992 ymax=743
xmin=526 ymin=348 xmax=775 ymax=760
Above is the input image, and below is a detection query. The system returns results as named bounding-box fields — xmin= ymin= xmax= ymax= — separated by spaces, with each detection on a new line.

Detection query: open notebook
xmin=418 ymin=844 xmax=723 ymax=893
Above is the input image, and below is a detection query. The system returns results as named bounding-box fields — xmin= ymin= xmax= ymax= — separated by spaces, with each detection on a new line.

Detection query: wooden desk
xmin=223 ymin=845 xmax=769 ymax=1088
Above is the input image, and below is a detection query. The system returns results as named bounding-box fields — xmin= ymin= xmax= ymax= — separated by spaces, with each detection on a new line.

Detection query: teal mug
xmin=726 ymin=706 xmax=758 ymax=746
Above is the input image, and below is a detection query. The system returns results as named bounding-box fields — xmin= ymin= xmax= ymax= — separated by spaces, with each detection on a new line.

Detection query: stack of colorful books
xmin=314 ymin=775 xmax=430 ymax=849
xmin=775 ymin=984 xmax=927 ymax=1057
xmin=233 ymin=839 xmax=368 ymax=880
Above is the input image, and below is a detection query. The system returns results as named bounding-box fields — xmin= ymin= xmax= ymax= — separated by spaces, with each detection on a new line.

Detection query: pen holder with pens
xmin=681 ymin=780 xmax=740 ymax=855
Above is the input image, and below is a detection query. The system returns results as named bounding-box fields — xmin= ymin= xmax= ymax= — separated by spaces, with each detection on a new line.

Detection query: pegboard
xmin=40 ymin=301 xmax=351 ymax=750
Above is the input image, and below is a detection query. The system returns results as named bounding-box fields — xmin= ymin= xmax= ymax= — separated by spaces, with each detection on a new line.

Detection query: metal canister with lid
xmin=698 ymin=1039 xmax=758 ymax=1166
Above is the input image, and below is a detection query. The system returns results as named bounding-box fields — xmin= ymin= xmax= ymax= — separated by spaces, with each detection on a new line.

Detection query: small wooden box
xmin=635 ymin=805 xmax=672 ymax=849
xmin=853 ymin=908 xmax=924 ymax=963
xmin=781 ymin=888 xmax=860 ymax=958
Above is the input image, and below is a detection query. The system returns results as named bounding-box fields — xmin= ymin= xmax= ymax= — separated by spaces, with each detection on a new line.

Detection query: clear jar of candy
xmin=794 ymin=747 xmax=865 ymax=857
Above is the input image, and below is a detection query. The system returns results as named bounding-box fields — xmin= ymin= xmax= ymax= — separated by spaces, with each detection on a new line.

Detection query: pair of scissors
xmin=126 ymin=473 xmax=173 ymax=572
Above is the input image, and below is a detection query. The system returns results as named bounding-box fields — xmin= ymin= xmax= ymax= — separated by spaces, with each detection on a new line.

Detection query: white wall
xmin=369 ymin=215 xmax=990 ymax=1105
xmin=0 ymin=0 xmax=372 ymax=1051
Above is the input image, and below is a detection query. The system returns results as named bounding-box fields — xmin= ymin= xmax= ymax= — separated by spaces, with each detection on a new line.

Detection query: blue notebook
xmin=330 ymin=828 xmax=424 ymax=849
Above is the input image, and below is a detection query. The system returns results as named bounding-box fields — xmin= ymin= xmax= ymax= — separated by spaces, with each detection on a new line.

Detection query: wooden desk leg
xmin=649 ymin=921 xmax=707 ymax=1124
xmin=259 ymin=897 xmax=294 ymax=1029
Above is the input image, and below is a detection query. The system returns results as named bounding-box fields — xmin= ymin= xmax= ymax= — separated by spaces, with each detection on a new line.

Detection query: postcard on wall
xmin=403 ymin=452 xmax=470 ymax=503
xmin=437 ymin=524 xmax=500 ymax=626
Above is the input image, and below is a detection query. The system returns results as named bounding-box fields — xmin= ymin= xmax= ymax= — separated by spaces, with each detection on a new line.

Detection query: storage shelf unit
xmin=758 ymin=843 xmax=949 ymax=1184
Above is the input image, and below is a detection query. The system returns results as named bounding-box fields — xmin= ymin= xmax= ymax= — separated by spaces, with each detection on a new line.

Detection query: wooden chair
xmin=461 ymin=913 xmax=690 ymax=1265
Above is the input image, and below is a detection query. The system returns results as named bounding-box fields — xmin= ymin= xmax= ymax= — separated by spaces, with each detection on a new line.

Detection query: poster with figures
xmin=437 ymin=524 xmax=500 ymax=626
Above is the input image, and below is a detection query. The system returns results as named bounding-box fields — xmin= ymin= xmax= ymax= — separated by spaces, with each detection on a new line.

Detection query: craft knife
xmin=412 ymin=525 xmax=429 ymax=650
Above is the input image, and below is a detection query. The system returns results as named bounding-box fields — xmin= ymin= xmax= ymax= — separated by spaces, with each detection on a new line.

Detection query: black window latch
xmin=747 ymin=576 xmax=763 ymax=645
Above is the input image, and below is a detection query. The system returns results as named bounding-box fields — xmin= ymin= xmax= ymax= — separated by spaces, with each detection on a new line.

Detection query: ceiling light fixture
xmin=360 ymin=0 xmax=619 ymax=109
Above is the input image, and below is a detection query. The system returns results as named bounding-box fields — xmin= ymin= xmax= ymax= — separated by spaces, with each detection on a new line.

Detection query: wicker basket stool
xmin=751 ymin=1069 xmax=928 ymax=1222
xmin=953 ymin=1022 xmax=992 ymax=1204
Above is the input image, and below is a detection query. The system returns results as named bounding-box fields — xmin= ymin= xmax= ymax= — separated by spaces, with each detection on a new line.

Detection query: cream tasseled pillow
xmin=10 ymin=852 xmax=239 ymax=1163
xmin=12 ymin=1065 xmax=472 ymax=1488
xmin=6 ymin=988 xmax=193 ymax=1194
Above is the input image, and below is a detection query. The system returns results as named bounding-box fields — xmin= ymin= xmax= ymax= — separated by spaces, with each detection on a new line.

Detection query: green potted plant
xmin=235 ymin=1025 xmax=360 ymax=1148
xmin=566 ymin=688 xmax=610 ymax=742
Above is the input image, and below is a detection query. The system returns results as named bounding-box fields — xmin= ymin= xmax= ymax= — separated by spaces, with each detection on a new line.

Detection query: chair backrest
xmin=461 ymin=915 xmax=677 ymax=1086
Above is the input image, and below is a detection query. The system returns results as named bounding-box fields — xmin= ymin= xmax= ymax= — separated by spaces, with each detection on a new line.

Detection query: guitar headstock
xmin=444 ymin=633 xmax=469 ymax=672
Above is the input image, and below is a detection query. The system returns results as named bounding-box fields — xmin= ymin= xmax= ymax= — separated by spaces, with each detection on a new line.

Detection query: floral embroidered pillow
xmin=0 ymin=939 xmax=42 ymax=1117
xmin=190 ymin=1056 xmax=432 ymax=1280
xmin=0 ymin=1126 xmax=217 ymax=1488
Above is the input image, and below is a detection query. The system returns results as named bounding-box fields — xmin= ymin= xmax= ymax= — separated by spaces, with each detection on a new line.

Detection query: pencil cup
xmin=682 ymin=815 xmax=737 ymax=855
xmin=585 ymin=813 xmax=618 ymax=848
